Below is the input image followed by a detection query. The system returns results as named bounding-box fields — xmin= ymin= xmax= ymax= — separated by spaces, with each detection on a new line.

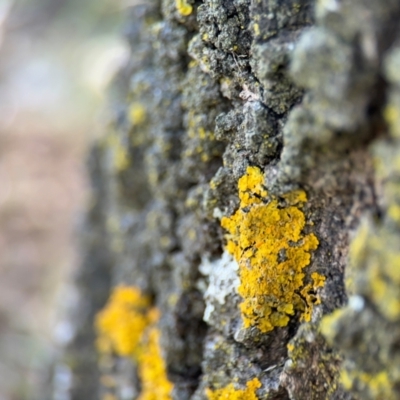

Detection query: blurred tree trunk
xmin=68 ymin=1 xmax=400 ymax=399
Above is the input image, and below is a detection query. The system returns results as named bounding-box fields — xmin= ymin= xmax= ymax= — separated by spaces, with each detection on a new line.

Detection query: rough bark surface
xmin=67 ymin=0 xmax=400 ymax=399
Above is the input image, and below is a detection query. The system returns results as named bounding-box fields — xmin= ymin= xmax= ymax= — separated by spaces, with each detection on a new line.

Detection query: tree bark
xmin=68 ymin=1 xmax=400 ymax=399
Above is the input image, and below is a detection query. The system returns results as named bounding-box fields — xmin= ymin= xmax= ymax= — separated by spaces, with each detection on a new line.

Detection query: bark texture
xmin=67 ymin=0 xmax=400 ymax=399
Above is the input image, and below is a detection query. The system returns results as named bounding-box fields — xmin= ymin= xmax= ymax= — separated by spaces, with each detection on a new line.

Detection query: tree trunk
xmin=68 ymin=1 xmax=400 ymax=399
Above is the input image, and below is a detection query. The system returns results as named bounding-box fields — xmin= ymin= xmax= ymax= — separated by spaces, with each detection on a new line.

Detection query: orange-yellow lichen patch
xmin=95 ymin=286 xmax=151 ymax=357
xmin=310 ymin=272 xmax=326 ymax=288
xmin=206 ymin=378 xmax=261 ymax=400
xmin=300 ymin=272 xmax=326 ymax=322
xmin=95 ymin=286 xmax=173 ymax=399
xmin=176 ymin=0 xmax=192 ymax=16
xmin=138 ymin=323 xmax=174 ymax=400
xmin=221 ymin=166 xmax=321 ymax=332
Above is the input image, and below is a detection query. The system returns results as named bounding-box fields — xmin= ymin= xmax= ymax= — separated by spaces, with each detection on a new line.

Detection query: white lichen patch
xmin=199 ymin=251 xmax=240 ymax=323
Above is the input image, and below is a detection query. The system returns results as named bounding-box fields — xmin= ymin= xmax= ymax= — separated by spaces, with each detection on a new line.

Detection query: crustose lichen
xmin=175 ymin=0 xmax=192 ymax=16
xmin=206 ymin=377 xmax=261 ymax=400
xmin=221 ymin=166 xmax=324 ymax=333
xmin=95 ymin=285 xmax=173 ymax=400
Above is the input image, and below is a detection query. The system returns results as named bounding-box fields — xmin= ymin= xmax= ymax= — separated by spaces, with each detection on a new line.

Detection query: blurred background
xmin=0 ymin=0 xmax=128 ymax=398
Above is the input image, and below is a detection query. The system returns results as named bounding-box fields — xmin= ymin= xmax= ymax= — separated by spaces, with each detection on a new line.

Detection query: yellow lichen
xmin=319 ymin=308 xmax=345 ymax=343
xmin=206 ymin=378 xmax=261 ymax=400
xmin=129 ymin=102 xmax=146 ymax=126
xmin=221 ymin=166 xmax=321 ymax=332
xmin=95 ymin=286 xmax=151 ymax=357
xmin=287 ymin=343 xmax=295 ymax=352
xmin=347 ymin=219 xmax=400 ymax=321
xmin=384 ymin=103 xmax=400 ymax=138
xmin=138 ymin=322 xmax=174 ymax=400
xmin=388 ymin=203 xmax=400 ymax=223
xmin=300 ymin=272 xmax=326 ymax=322
xmin=176 ymin=0 xmax=192 ymax=16
xmin=311 ymin=272 xmax=326 ymax=288
xmin=95 ymin=286 xmax=173 ymax=399
xmin=320 ymin=294 xmax=396 ymax=398
xmin=340 ymin=369 xmax=393 ymax=399
xmin=104 ymin=134 xmax=130 ymax=172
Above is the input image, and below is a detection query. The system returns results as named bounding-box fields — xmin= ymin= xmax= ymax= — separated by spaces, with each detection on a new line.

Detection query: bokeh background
xmin=0 ymin=0 xmax=128 ymax=398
